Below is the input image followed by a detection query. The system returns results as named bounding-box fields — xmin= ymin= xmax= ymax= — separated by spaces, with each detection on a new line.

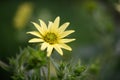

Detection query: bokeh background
xmin=0 ymin=0 xmax=120 ymax=80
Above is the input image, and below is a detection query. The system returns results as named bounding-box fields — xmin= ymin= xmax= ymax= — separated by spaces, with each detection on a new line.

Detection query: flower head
xmin=27 ymin=16 xmax=75 ymax=57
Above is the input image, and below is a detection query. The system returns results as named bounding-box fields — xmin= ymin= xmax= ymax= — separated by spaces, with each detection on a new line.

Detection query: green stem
xmin=48 ymin=57 xmax=50 ymax=80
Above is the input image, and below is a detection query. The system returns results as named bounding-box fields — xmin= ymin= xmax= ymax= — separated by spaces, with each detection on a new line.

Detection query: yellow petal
xmin=48 ymin=21 xmax=53 ymax=31
xmin=47 ymin=45 xmax=53 ymax=57
xmin=54 ymin=44 xmax=63 ymax=55
xmin=59 ymin=30 xmax=75 ymax=38
xmin=41 ymin=42 xmax=48 ymax=50
xmin=31 ymin=22 xmax=45 ymax=35
xmin=39 ymin=19 xmax=47 ymax=31
xmin=58 ymin=22 xmax=70 ymax=33
xmin=60 ymin=44 xmax=72 ymax=51
xmin=28 ymin=38 xmax=43 ymax=43
xmin=27 ymin=31 xmax=42 ymax=38
xmin=53 ymin=16 xmax=60 ymax=29
xmin=50 ymin=17 xmax=60 ymax=33
xmin=59 ymin=39 xmax=75 ymax=43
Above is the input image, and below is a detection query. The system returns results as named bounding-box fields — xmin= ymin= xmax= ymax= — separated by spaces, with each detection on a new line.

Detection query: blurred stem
xmin=48 ymin=57 xmax=50 ymax=80
xmin=42 ymin=67 xmax=47 ymax=80
xmin=0 ymin=60 xmax=9 ymax=71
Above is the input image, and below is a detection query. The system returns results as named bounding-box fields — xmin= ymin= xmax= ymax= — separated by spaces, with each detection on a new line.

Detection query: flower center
xmin=44 ymin=33 xmax=57 ymax=44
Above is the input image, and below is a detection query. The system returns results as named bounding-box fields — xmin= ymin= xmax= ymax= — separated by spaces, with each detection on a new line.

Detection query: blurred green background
xmin=0 ymin=0 xmax=120 ymax=80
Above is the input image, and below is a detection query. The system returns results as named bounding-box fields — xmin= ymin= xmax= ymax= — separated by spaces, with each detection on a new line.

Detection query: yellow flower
xmin=27 ymin=16 xmax=75 ymax=57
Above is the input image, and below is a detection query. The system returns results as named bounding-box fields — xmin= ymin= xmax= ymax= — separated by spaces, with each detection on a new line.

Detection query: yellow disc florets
xmin=44 ymin=33 xmax=57 ymax=44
